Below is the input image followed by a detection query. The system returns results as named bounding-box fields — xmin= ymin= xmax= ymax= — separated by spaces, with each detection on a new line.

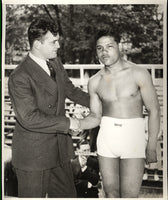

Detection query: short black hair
xmin=95 ymin=29 xmax=121 ymax=44
xmin=28 ymin=18 xmax=59 ymax=49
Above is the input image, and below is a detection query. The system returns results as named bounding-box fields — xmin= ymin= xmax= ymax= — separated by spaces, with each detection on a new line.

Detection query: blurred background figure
xmin=71 ymin=140 xmax=100 ymax=198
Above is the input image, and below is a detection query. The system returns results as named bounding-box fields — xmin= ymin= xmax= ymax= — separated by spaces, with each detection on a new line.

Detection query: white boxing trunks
xmin=97 ymin=116 xmax=147 ymax=159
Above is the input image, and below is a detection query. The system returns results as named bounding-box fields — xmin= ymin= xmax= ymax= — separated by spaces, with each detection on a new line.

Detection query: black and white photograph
xmin=1 ymin=0 xmax=167 ymax=199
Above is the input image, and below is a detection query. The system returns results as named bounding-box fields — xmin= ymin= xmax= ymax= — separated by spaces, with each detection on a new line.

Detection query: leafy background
xmin=5 ymin=4 xmax=163 ymax=65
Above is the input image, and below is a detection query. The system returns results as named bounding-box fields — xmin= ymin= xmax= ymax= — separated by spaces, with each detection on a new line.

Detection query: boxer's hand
xmin=146 ymin=146 xmax=157 ymax=164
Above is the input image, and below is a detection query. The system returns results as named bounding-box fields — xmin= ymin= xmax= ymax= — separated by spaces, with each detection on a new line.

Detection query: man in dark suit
xmin=71 ymin=140 xmax=100 ymax=198
xmin=8 ymin=18 xmax=89 ymax=198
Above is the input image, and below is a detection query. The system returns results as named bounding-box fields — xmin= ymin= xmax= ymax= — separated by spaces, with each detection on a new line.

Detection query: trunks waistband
xmin=101 ymin=116 xmax=144 ymax=126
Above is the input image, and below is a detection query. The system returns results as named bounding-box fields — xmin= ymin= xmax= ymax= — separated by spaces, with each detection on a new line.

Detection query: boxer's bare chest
xmin=97 ymin=68 xmax=139 ymax=102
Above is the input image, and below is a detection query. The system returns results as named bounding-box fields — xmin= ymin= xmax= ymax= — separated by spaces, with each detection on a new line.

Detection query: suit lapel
xmin=24 ymin=55 xmax=58 ymax=95
xmin=49 ymin=59 xmax=66 ymax=115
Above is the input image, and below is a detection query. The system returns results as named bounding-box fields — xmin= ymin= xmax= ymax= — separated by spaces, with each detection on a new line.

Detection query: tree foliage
xmin=5 ymin=4 xmax=163 ymax=64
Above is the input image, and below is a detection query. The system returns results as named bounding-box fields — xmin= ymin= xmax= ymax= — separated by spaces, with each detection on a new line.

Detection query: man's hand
xmin=88 ymin=182 xmax=92 ymax=188
xmin=146 ymin=146 xmax=157 ymax=164
xmin=69 ymin=117 xmax=82 ymax=131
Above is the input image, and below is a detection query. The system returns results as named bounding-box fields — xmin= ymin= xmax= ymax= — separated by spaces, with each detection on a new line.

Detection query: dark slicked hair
xmin=95 ymin=29 xmax=121 ymax=44
xmin=28 ymin=18 xmax=59 ymax=49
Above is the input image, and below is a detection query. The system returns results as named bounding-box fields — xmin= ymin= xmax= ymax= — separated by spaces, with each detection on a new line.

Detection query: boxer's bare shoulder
xmin=87 ymin=68 xmax=105 ymax=93
xmin=131 ymin=63 xmax=153 ymax=87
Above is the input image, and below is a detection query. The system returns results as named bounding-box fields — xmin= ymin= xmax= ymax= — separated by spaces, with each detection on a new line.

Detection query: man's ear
xmin=34 ymin=40 xmax=41 ymax=50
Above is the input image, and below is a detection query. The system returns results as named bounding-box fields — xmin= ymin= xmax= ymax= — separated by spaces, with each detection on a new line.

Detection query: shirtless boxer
xmin=76 ymin=29 xmax=160 ymax=198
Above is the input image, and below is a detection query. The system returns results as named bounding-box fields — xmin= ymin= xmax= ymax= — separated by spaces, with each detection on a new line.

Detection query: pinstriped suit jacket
xmin=8 ymin=55 xmax=89 ymax=171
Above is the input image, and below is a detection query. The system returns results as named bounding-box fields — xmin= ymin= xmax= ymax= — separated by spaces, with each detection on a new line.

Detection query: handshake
xmin=69 ymin=117 xmax=83 ymax=136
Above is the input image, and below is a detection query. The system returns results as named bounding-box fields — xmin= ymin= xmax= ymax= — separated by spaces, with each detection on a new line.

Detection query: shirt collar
xmin=29 ymin=52 xmax=50 ymax=75
xmin=29 ymin=52 xmax=46 ymax=66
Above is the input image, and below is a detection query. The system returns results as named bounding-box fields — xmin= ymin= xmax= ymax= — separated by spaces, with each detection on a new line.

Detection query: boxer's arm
xmin=134 ymin=67 xmax=160 ymax=163
xmin=79 ymin=77 xmax=102 ymax=130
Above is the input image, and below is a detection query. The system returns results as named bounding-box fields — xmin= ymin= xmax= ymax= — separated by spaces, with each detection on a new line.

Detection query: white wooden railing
xmin=4 ymin=64 xmax=163 ymax=85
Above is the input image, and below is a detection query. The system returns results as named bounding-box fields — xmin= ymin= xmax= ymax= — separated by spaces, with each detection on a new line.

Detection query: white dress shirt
xmin=29 ymin=52 xmax=50 ymax=76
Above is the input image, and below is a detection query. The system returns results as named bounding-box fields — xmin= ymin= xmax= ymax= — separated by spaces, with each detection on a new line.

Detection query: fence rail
xmin=4 ymin=64 xmax=163 ymax=86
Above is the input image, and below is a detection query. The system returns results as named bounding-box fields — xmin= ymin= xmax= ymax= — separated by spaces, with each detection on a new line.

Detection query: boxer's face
xmin=96 ymin=36 xmax=120 ymax=66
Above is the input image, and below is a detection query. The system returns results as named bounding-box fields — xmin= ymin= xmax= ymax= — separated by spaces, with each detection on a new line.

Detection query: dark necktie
xmin=46 ymin=61 xmax=56 ymax=81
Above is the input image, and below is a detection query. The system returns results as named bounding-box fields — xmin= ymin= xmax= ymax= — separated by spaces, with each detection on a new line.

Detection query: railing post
xmin=80 ymin=65 xmax=84 ymax=86
xmin=151 ymin=66 xmax=155 ymax=84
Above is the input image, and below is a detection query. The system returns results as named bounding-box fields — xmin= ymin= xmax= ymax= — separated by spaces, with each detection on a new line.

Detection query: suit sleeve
xmin=57 ymin=59 xmax=90 ymax=107
xmin=8 ymin=73 xmax=70 ymax=134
